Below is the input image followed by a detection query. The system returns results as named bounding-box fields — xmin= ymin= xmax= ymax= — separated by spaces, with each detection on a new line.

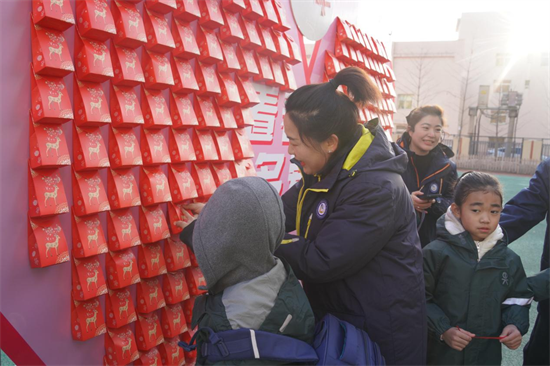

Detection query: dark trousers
xmin=524 ymin=300 xmax=549 ymax=366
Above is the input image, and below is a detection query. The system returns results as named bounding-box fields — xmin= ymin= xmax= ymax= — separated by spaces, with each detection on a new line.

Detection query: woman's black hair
xmin=405 ymin=105 xmax=446 ymax=131
xmin=285 ymin=67 xmax=381 ymax=151
xmin=453 ymin=171 xmax=503 ymax=207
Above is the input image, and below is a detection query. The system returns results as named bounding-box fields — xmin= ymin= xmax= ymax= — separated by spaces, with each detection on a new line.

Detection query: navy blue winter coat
xmin=397 ymin=132 xmax=457 ymax=247
xmin=275 ymin=123 xmax=427 ymax=366
xmin=500 ymin=158 xmax=550 ymax=366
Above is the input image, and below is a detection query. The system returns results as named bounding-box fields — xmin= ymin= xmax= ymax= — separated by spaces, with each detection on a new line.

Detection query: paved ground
xmin=0 ymin=172 xmax=544 ymax=366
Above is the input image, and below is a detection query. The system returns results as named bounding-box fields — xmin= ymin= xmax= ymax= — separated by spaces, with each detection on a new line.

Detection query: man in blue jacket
xmin=500 ymin=159 xmax=550 ymax=366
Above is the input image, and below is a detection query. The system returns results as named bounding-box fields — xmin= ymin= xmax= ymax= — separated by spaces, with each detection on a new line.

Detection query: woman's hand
xmin=500 ymin=325 xmax=522 ymax=350
xmin=411 ymin=191 xmax=435 ymax=213
xmin=174 ymin=209 xmax=197 ymax=230
xmin=441 ymin=327 xmax=475 ymax=351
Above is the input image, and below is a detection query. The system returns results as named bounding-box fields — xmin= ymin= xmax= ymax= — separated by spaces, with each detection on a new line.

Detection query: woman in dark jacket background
xmin=397 ymin=106 xmax=457 ymax=247
xmin=276 ymin=67 xmax=426 ymax=365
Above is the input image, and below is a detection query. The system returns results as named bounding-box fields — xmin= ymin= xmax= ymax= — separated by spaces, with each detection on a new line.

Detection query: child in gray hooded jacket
xmin=176 ymin=176 xmax=315 ymax=365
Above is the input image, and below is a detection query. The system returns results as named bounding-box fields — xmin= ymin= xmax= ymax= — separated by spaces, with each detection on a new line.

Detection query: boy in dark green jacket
xmin=423 ymin=172 xmax=533 ymax=365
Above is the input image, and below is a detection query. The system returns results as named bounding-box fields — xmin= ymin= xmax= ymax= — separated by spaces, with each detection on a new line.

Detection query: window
xmin=525 ymin=80 xmax=530 ymax=90
xmin=542 ymin=52 xmax=549 ymax=66
xmin=494 ymin=79 xmax=511 ymax=93
xmin=397 ymin=94 xmax=413 ymax=109
xmin=496 ymin=53 xmax=511 ymax=66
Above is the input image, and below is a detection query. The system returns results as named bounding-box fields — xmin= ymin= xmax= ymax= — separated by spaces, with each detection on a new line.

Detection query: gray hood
xmin=192 ymin=176 xmax=285 ymax=295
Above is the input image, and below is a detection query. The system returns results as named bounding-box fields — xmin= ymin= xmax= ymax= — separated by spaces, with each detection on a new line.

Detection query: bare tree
xmin=397 ymin=49 xmax=440 ymax=107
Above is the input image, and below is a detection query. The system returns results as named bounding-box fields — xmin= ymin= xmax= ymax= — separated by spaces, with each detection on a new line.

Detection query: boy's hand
xmin=174 ymin=209 xmax=196 ymax=229
xmin=183 ymin=202 xmax=205 ymax=215
xmin=500 ymin=325 xmax=522 ymax=350
xmin=441 ymin=327 xmax=475 ymax=351
xmin=411 ymin=191 xmax=434 ymax=213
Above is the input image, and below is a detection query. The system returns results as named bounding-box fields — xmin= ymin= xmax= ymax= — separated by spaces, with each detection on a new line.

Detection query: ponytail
xmin=285 ymin=67 xmax=381 ymax=151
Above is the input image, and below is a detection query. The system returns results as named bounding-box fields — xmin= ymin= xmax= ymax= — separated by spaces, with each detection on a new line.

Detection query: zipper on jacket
xmin=410 ymin=156 xmax=420 ymax=189
xmin=304 ymin=214 xmax=313 ymax=238
xmin=295 ymin=172 xmax=328 ymax=236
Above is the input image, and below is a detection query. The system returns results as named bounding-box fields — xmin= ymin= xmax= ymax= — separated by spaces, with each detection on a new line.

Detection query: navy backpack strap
xmin=180 ymin=327 xmax=318 ymax=364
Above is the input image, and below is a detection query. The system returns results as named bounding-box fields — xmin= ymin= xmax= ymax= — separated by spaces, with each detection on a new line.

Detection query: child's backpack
xmin=179 ymin=313 xmax=386 ymax=365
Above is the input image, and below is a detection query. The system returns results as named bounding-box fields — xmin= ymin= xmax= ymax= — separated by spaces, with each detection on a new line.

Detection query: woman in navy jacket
xmin=276 ymin=67 xmax=426 ymax=365
xmin=397 ymin=106 xmax=457 ymax=247
xmin=500 ymin=159 xmax=550 ymax=366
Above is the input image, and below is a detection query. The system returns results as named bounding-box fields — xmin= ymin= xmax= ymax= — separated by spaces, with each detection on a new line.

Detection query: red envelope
xmin=220 ymin=9 xmax=244 ymax=43
xmin=143 ymin=51 xmax=175 ymax=90
xmin=105 ymin=288 xmax=137 ymax=329
xmin=254 ymin=52 xmax=274 ymax=82
xmin=216 ymin=74 xmax=241 ymax=107
xmin=272 ymin=0 xmax=291 ymax=32
xmin=109 ymin=127 xmax=143 ymax=168
xmin=165 ymin=237 xmax=192 ymax=272
xmin=28 ymin=215 xmax=69 ymax=268
xmin=236 ymin=76 xmax=260 ymax=107
xmin=146 ymin=0 xmax=177 ymax=14
xmin=172 ymin=18 xmax=200 ymax=59
xmin=185 ymin=267 xmax=207 ymax=296
xmin=167 ymin=202 xmax=185 ymax=235
xmin=283 ymin=33 xmax=301 ymax=65
xmin=32 ymin=0 xmax=75 ymax=31
xmin=234 ymin=106 xmax=255 ymax=127
xmin=281 ymin=61 xmax=297 ymax=92
xmin=112 ymin=0 xmax=147 ymax=49
xmin=257 ymin=24 xmax=277 ymax=57
xmin=30 ymin=67 xmax=73 ymax=124
xmin=72 ymin=169 xmax=111 ymax=216
xmin=105 ymin=326 xmax=140 ymax=365
xmin=199 ymin=0 xmax=225 ymax=29
xmin=168 ymin=164 xmax=198 ymax=202
xmin=192 ymin=163 xmax=217 ymax=197
xmin=229 ymin=159 xmax=257 ymax=178
xmin=335 ymin=37 xmax=351 ymax=63
xmin=31 ymin=19 xmax=74 ymax=77
xmin=136 ymin=277 xmax=166 ymax=313
xmin=141 ymin=128 xmax=171 ymax=166
xmin=271 ymin=29 xmax=290 ymax=61
xmin=73 ymin=125 xmax=110 ymax=171
xmin=29 ymin=113 xmax=71 ymax=169
xmin=74 ymin=80 xmax=111 ymax=127
xmin=135 ymin=347 xmax=163 ymax=366
xmin=267 ymin=58 xmax=284 ymax=86
xmin=163 ymin=271 xmax=190 ymax=305
xmin=170 ymin=94 xmax=199 ymax=129
xmin=336 ymin=17 xmax=353 ymax=44
xmin=159 ymin=337 xmax=185 ymax=366
xmin=144 ymin=8 xmax=175 ymax=53
xmin=194 ymin=96 xmax=221 ymax=129
xmin=197 ymin=27 xmax=223 ymax=64
xmin=240 ymin=17 xmax=262 ymax=50
xmin=107 ymin=208 xmax=142 ymax=251
xmin=258 ymin=0 xmax=279 ymax=27
xmin=110 ymin=84 xmax=144 ymax=127
xmin=213 ymin=131 xmax=235 ymax=161
xmin=169 ymin=129 xmax=197 ymax=163
xmin=76 ymin=0 xmax=116 ymax=41
xmin=141 ymin=88 xmax=172 ymax=129
xmin=215 ymin=103 xmax=238 ymax=130
xmin=106 ymin=249 xmax=141 ymax=289
xmin=180 ymin=330 xmax=197 ymax=364
xmin=232 ymin=128 xmax=255 ymax=159
xmin=174 ymin=0 xmax=200 ymax=22
xmin=237 ymin=45 xmax=259 ymax=77
xmin=325 ymin=51 xmax=344 ymax=78
xmin=170 ymin=56 xmax=199 ymax=94
xmin=71 ymin=296 xmax=106 ymax=341
xmin=242 ymin=0 xmax=264 ymax=20
xmin=211 ymin=163 xmax=233 ymax=187
xmin=107 ymin=168 xmax=141 ymax=209
xmin=72 ymin=255 xmax=108 ymax=301
xmin=140 ymin=168 xmax=172 ymax=206
xmin=218 ymin=39 xmax=241 ymax=73
xmin=111 ymin=44 xmax=145 ymax=86
xmin=222 ymin=0 xmax=246 ymax=12
xmin=72 ymin=213 xmax=108 ymax=259
xmin=139 ymin=204 xmax=171 ymax=244
xmin=161 ymin=303 xmax=188 ymax=338
xmin=74 ymin=33 xmax=113 ymax=82
xmin=28 ymin=164 xmax=69 ymax=217
xmin=135 ymin=313 xmax=164 ymax=351
xmin=138 ymin=242 xmax=167 ymax=278
xmin=193 ymin=130 xmax=219 ymax=161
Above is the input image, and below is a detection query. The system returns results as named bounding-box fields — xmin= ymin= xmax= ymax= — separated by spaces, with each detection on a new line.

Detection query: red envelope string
xmin=456 ymin=326 xmax=506 ymax=340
